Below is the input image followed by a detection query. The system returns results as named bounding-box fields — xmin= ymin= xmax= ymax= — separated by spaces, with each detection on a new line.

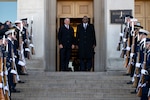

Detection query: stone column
xmin=94 ymin=0 xmax=106 ymax=71
xmin=44 ymin=0 xmax=56 ymax=71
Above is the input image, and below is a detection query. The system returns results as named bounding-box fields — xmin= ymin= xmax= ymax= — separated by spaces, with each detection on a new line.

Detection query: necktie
xmin=84 ymin=23 xmax=87 ymax=29
xmin=66 ymin=25 xmax=69 ymax=29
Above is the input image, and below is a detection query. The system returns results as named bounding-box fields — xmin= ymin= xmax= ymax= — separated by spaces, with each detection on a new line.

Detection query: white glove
xmin=18 ymin=60 xmax=26 ymax=66
xmin=5 ymin=70 xmax=8 ymax=75
xmin=120 ymin=33 xmax=123 ymax=37
xmin=135 ymin=63 xmax=141 ymax=68
xmin=25 ymin=48 xmax=30 ymax=52
xmin=29 ymin=43 xmax=34 ymax=47
xmin=141 ymin=69 xmax=148 ymax=75
xmin=126 ymin=46 xmax=131 ymax=51
xmin=130 ymin=53 xmax=134 ymax=58
xmin=10 ymin=69 xmax=17 ymax=75
xmin=123 ymin=38 xmax=127 ymax=42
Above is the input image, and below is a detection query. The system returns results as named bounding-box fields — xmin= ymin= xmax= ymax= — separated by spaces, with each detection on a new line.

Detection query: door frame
xmin=44 ymin=0 xmax=106 ymax=72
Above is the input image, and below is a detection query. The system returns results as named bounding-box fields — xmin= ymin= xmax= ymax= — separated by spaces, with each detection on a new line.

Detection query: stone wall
xmin=17 ymin=0 xmax=135 ymax=71
xmin=106 ymin=0 xmax=134 ymax=70
xmin=17 ymin=0 xmax=45 ymax=59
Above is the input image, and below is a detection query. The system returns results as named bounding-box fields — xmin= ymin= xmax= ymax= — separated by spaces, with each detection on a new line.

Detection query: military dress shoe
xmin=127 ymin=81 xmax=133 ymax=84
xmin=130 ymin=90 xmax=136 ymax=94
xmin=19 ymin=72 xmax=28 ymax=75
xmin=18 ymin=80 xmax=25 ymax=83
xmin=123 ymin=73 xmax=130 ymax=76
xmin=11 ymin=89 xmax=20 ymax=93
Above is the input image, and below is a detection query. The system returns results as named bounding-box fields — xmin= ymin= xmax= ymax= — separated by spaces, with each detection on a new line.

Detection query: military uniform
xmin=21 ymin=18 xmax=30 ymax=59
xmin=5 ymin=29 xmax=20 ymax=95
xmin=139 ymin=38 xmax=150 ymax=100
xmin=14 ymin=20 xmax=28 ymax=75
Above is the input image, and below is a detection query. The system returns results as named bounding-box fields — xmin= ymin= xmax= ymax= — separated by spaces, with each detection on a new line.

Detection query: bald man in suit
xmin=58 ymin=18 xmax=75 ymax=71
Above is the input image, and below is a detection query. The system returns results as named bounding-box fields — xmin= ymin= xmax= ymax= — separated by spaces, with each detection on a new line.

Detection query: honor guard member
xmin=14 ymin=20 xmax=23 ymax=75
xmin=129 ymin=22 xmax=141 ymax=79
xmin=146 ymin=39 xmax=150 ymax=100
xmin=134 ymin=29 xmax=149 ymax=72
xmin=0 ymin=35 xmax=5 ymax=100
xmin=5 ymin=29 xmax=20 ymax=94
xmin=21 ymin=18 xmax=30 ymax=59
xmin=14 ymin=20 xmax=28 ymax=75
xmin=132 ymin=29 xmax=150 ymax=94
xmin=139 ymin=29 xmax=149 ymax=64
xmin=58 ymin=18 xmax=75 ymax=71
xmin=76 ymin=16 xmax=96 ymax=71
xmin=127 ymin=24 xmax=143 ymax=85
xmin=121 ymin=15 xmax=133 ymax=59
xmin=139 ymin=38 xmax=150 ymax=100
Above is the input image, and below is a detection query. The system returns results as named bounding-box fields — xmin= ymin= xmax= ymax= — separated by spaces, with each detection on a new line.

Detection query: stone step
xmin=24 ymin=70 xmax=128 ymax=76
xmin=11 ymin=90 xmax=138 ymax=98
xmin=12 ymin=95 xmax=139 ymax=100
xmin=16 ymin=84 xmax=133 ymax=90
xmin=14 ymin=88 xmax=135 ymax=94
xmin=11 ymin=69 xmax=140 ymax=100
xmin=11 ymin=98 xmax=139 ymax=100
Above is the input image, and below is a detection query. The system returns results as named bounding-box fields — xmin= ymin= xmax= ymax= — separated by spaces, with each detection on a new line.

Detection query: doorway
xmin=56 ymin=0 xmax=94 ymax=71
xmin=56 ymin=18 xmax=95 ymax=71
xmin=45 ymin=0 xmax=106 ymax=72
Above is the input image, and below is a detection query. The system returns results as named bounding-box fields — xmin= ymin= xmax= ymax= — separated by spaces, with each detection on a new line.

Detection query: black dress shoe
xmin=18 ymin=80 xmax=25 ymax=83
xmin=127 ymin=81 xmax=133 ymax=84
xmin=131 ymin=90 xmax=136 ymax=94
xmin=19 ymin=72 xmax=28 ymax=75
xmin=123 ymin=73 xmax=130 ymax=76
xmin=11 ymin=89 xmax=20 ymax=93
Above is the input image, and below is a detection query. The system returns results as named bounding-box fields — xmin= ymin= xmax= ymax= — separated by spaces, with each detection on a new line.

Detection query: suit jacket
xmin=58 ymin=25 xmax=75 ymax=48
xmin=76 ymin=23 xmax=96 ymax=58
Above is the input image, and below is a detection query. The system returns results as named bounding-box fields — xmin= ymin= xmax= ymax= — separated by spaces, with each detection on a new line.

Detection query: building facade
xmin=2 ymin=0 xmax=150 ymax=71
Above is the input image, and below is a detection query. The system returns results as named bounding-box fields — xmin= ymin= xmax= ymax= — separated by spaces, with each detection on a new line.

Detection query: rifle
xmin=126 ymin=19 xmax=138 ymax=72
xmin=11 ymin=44 xmax=18 ymax=84
xmin=133 ymin=42 xmax=140 ymax=88
xmin=18 ymin=31 xmax=27 ymax=74
xmin=120 ymin=22 xmax=129 ymax=58
xmin=137 ymin=40 xmax=147 ymax=97
xmin=124 ymin=31 xmax=131 ymax=68
xmin=25 ymin=30 xmax=31 ymax=59
xmin=132 ymin=29 xmax=141 ymax=88
xmin=29 ymin=20 xmax=35 ymax=55
xmin=23 ymin=19 xmax=31 ymax=60
xmin=0 ymin=46 xmax=5 ymax=100
xmin=117 ymin=11 xmax=123 ymax=51
xmin=2 ymin=36 xmax=10 ymax=100
xmin=3 ymin=56 xmax=10 ymax=100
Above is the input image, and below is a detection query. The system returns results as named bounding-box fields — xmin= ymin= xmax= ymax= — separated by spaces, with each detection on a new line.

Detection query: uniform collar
xmin=140 ymin=38 xmax=146 ymax=44
xmin=7 ymin=37 xmax=11 ymax=41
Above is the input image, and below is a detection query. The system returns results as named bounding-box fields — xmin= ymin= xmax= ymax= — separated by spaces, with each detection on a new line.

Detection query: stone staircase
xmin=11 ymin=60 xmax=140 ymax=100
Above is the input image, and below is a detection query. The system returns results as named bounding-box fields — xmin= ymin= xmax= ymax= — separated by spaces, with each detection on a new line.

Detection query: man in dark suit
xmin=76 ymin=16 xmax=96 ymax=71
xmin=58 ymin=18 xmax=75 ymax=71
